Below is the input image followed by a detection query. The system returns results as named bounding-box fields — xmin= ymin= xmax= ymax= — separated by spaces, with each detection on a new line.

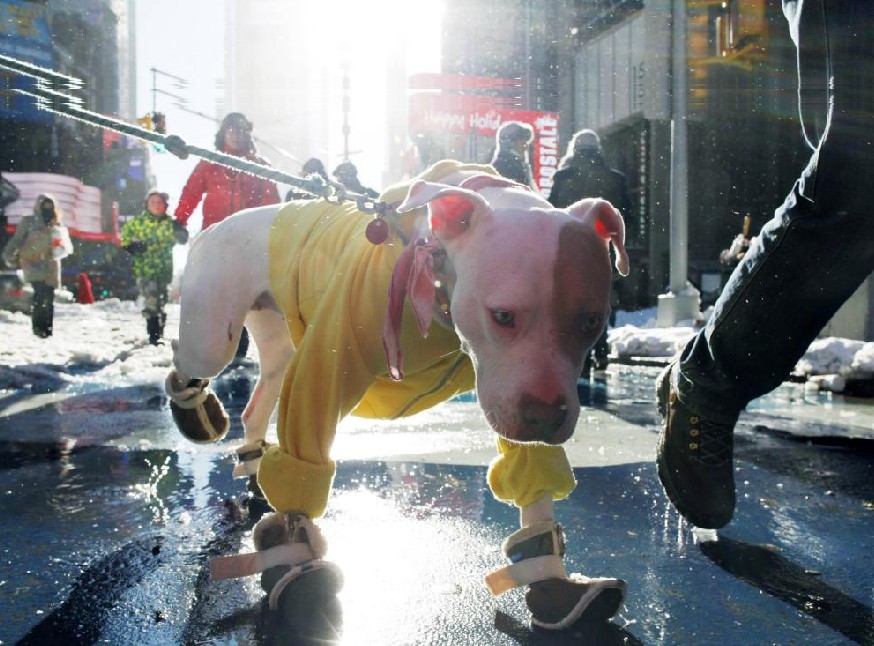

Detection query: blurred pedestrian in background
xmin=549 ymin=129 xmax=632 ymax=374
xmin=490 ymin=121 xmax=536 ymax=188
xmin=122 ymin=191 xmax=188 ymax=345
xmin=174 ymin=112 xmax=281 ymax=232
xmin=76 ymin=272 xmax=95 ymax=305
xmin=286 ymin=157 xmax=328 ymax=201
xmin=1 ymin=194 xmax=73 ymax=338
xmin=332 ymin=161 xmax=379 ymax=199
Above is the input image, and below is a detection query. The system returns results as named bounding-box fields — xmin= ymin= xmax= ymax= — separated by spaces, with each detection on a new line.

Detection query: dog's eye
xmin=491 ymin=309 xmax=515 ymax=328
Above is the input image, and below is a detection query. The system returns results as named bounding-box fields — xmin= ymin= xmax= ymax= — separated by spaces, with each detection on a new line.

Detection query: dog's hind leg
xmin=165 ymin=266 xmax=243 ymax=443
xmin=241 ymin=304 xmax=294 ymax=442
xmin=165 ymin=279 xmax=241 ymax=444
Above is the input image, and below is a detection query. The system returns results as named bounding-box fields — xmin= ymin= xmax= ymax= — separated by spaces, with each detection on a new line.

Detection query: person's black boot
xmin=146 ymin=315 xmax=162 ymax=346
xmin=656 ymin=362 xmax=738 ymax=529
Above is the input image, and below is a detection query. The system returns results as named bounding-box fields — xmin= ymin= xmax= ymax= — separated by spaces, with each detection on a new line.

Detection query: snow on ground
xmin=0 ymin=300 xmax=177 ymax=400
xmin=1 ymin=302 xmax=872 ymax=401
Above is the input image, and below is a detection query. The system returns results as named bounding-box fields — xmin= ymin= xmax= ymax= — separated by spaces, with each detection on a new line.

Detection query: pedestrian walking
xmin=331 ymin=161 xmax=379 ymax=199
xmin=657 ymin=0 xmax=874 ymax=530
xmin=122 ymin=191 xmax=188 ymax=345
xmin=1 ymin=194 xmax=73 ymax=337
xmin=549 ymin=129 xmax=632 ymax=374
xmin=286 ymin=158 xmax=328 ymax=201
xmin=490 ymin=121 xmax=536 ymax=188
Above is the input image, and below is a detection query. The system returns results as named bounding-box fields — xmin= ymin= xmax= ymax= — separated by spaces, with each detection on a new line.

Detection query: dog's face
xmin=398 ymin=174 xmax=629 ymax=445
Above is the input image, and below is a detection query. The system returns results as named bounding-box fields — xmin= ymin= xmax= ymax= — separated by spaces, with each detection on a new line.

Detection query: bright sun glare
xmin=316 ymin=0 xmax=445 ymax=175
xmin=138 ymin=0 xmax=444 ymax=219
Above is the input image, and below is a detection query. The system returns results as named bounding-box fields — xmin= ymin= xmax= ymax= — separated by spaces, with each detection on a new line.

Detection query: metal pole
xmin=656 ymin=0 xmax=700 ymax=326
xmin=342 ymin=61 xmax=351 ymax=161
xmin=669 ymin=0 xmax=688 ymax=294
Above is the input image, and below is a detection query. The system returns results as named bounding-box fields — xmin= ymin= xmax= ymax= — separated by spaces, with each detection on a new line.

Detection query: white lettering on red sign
xmin=534 ymin=116 xmax=559 ymax=197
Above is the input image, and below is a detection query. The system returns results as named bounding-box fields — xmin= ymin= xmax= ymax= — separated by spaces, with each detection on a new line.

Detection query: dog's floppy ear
xmin=568 ymin=198 xmax=630 ymax=276
xmin=397 ymin=180 xmax=492 ymax=241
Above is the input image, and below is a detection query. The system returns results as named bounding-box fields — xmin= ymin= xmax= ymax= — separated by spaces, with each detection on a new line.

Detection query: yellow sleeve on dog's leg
xmin=260 ymin=222 xmax=392 ymax=517
xmin=487 ymin=438 xmax=576 ymax=509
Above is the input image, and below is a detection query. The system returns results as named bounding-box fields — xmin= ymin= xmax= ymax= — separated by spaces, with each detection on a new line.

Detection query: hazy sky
xmin=134 ymin=1 xmax=225 ymax=213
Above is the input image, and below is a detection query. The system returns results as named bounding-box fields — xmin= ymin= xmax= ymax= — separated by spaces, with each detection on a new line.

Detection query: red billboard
xmin=408 ymin=91 xmax=559 ymax=199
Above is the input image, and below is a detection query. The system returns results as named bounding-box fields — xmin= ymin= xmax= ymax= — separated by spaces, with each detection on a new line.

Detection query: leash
xmin=0 ymin=53 xmax=392 ymax=237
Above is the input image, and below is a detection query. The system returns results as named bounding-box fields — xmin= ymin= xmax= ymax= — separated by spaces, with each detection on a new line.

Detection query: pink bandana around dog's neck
xmin=382 ymin=237 xmax=444 ymax=381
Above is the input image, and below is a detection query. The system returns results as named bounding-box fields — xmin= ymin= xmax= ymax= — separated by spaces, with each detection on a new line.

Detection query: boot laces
xmin=691 ymin=417 xmax=732 ymax=467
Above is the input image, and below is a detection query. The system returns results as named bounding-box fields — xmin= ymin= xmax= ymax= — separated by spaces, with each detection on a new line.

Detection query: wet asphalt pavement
xmin=1 ymin=363 xmax=873 ymax=645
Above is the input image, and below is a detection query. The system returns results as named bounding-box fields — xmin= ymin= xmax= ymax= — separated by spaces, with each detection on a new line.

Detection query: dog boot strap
xmin=485 ymin=521 xmax=568 ymax=596
xmin=210 ymin=542 xmax=315 ymax=581
xmin=211 ymin=513 xmax=329 ymax=581
xmin=232 ymin=439 xmax=273 ymax=478
xmin=165 ymin=373 xmax=210 ymax=408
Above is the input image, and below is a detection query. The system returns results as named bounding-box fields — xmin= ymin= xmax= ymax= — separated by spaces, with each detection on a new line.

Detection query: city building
xmin=0 ymin=0 xmax=144 ymax=299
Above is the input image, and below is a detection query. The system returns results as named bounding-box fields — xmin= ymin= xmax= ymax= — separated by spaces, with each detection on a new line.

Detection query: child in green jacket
xmin=120 ymin=191 xmax=188 ymax=344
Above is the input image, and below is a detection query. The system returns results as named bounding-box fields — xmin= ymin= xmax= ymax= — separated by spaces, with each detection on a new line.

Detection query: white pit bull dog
xmin=165 ymin=161 xmax=630 ymax=630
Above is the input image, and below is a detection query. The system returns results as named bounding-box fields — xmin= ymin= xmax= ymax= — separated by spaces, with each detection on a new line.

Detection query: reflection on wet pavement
xmin=0 ymin=366 xmax=873 ymax=644
xmin=699 ymin=535 xmax=874 ymax=644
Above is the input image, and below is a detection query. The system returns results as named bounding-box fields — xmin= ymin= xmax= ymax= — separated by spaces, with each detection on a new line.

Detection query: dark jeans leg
xmin=31 ymin=281 xmax=55 ymax=337
xmin=676 ymin=0 xmax=874 ymax=421
xmin=236 ymin=327 xmax=250 ymax=358
xmin=138 ymin=277 xmax=169 ymax=344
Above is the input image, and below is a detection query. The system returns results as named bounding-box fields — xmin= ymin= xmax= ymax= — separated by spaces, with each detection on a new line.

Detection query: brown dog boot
xmin=526 ymin=575 xmax=627 ymax=630
xmin=485 ymin=521 xmax=626 ymax=630
xmin=165 ymin=370 xmax=230 ymax=444
xmin=210 ymin=512 xmax=343 ymax=610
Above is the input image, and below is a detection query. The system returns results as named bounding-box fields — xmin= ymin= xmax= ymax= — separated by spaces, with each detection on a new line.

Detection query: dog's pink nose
xmin=519 ymin=394 xmax=569 ymax=444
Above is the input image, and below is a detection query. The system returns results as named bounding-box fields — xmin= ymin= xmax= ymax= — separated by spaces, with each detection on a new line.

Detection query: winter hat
xmin=572 ymin=129 xmax=602 ymax=154
xmin=215 ymin=112 xmax=255 ymax=151
xmin=302 ymin=158 xmax=327 ymax=178
xmin=333 ymin=161 xmax=359 ymax=180
xmin=221 ymin=112 xmax=253 ymax=133
xmin=497 ymin=121 xmax=534 ymax=146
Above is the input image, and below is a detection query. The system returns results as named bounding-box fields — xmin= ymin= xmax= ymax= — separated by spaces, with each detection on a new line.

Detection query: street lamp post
xmin=341 ymin=62 xmax=351 ymax=162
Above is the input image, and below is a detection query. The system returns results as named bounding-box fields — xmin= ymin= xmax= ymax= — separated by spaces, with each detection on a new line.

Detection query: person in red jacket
xmin=174 ymin=112 xmax=281 ymax=357
xmin=174 ymin=112 xmax=280 ymax=231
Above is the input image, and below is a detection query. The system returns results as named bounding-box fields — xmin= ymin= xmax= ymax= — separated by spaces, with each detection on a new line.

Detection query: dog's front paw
xmin=165 ymin=373 xmax=229 ymax=444
xmin=527 ymin=575 xmax=626 ymax=630
xmin=485 ymin=521 xmax=626 ymax=631
xmin=253 ymin=513 xmax=343 ymax=609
